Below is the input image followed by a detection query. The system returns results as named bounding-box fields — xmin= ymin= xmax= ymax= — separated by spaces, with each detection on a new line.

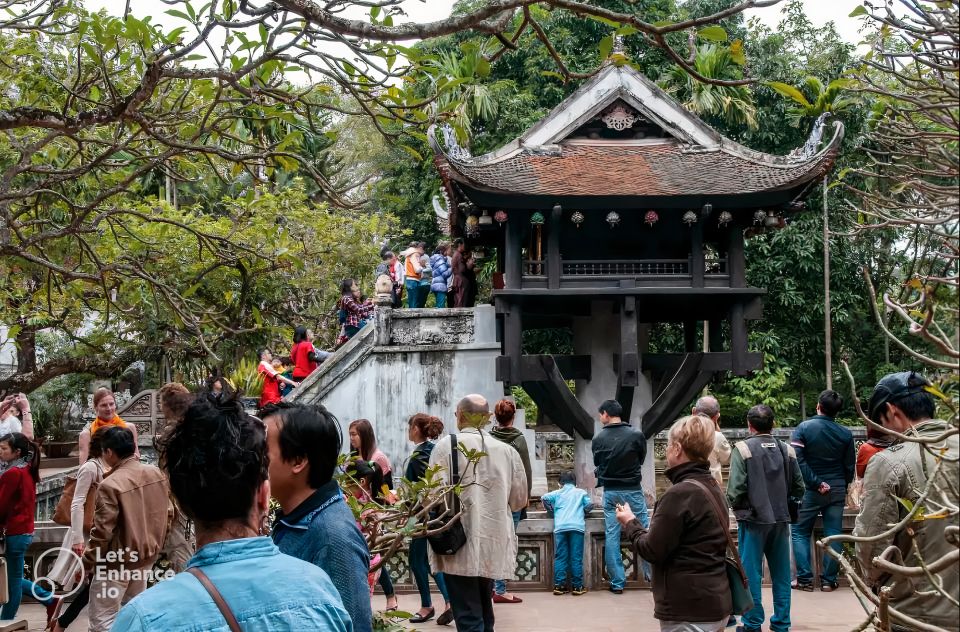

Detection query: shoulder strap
xmin=450 ymin=434 xmax=460 ymax=513
xmin=187 ymin=567 xmax=242 ymax=632
xmin=687 ymin=479 xmax=748 ymax=585
xmin=777 ymin=441 xmax=791 ymax=499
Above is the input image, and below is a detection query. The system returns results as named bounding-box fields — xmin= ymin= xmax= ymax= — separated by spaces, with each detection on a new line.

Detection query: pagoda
xmin=429 ymin=63 xmax=841 ymax=490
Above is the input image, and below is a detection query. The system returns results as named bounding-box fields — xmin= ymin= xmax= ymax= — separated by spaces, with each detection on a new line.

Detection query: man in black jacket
xmin=591 ymin=399 xmax=649 ymax=594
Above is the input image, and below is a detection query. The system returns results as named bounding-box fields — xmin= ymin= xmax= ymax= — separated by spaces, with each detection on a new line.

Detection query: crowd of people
xmin=376 ymin=239 xmax=479 ymax=310
xmin=0 ymin=368 xmax=956 ymax=632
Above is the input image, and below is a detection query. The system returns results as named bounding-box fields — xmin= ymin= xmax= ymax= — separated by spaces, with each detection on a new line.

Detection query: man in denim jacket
xmin=264 ymin=402 xmax=374 ymax=632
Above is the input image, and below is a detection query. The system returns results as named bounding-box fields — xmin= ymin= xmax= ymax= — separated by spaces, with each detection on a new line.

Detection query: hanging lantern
xmin=571 ymin=211 xmax=585 ymax=228
xmin=644 ymin=210 xmax=659 ymax=227
xmin=466 ymin=215 xmax=480 ymax=236
xmin=530 ymin=212 xmax=545 ymax=225
xmin=682 ymin=210 xmax=697 ymax=226
xmin=478 ymin=209 xmax=493 ymax=225
xmin=718 ymin=210 xmax=733 ymax=227
xmin=494 ymin=210 xmax=508 ymax=225
xmin=764 ymin=211 xmax=780 ymax=228
xmin=753 ymin=209 xmax=766 ymax=225
xmin=605 ymin=211 xmax=621 ymax=228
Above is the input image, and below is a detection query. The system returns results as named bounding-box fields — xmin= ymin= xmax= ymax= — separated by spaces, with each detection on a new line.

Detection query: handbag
xmin=427 ymin=434 xmax=468 ymax=556
xmin=53 ymin=462 xmax=101 ymax=532
xmin=689 ymin=479 xmax=755 ymax=616
xmin=778 ymin=442 xmax=801 ymax=524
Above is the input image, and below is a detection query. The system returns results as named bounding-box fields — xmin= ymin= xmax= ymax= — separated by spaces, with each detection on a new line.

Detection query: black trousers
xmin=58 ymin=581 xmax=90 ymax=628
xmin=444 ymin=574 xmax=494 ymax=632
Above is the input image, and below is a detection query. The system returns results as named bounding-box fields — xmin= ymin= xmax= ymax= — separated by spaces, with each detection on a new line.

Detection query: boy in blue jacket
xmin=542 ymin=471 xmax=594 ymax=595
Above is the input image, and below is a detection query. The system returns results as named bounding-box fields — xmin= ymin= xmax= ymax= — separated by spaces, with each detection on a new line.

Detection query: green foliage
xmin=726 ymin=333 xmax=800 ymax=424
xmin=227 ymin=357 xmax=264 ymax=398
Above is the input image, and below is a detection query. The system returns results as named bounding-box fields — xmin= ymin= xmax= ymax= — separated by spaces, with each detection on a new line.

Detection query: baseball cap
xmin=867 ymin=371 xmax=933 ymax=423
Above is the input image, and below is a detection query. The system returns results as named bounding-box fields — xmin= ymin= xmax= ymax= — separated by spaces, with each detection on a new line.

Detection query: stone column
xmin=573 ymin=301 xmax=654 ymax=504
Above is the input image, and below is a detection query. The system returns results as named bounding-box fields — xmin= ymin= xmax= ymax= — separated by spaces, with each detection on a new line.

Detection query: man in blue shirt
xmin=114 ymin=397 xmax=352 ymax=631
xmin=263 ymin=402 xmax=374 ymax=632
xmin=789 ymin=389 xmax=855 ymax=592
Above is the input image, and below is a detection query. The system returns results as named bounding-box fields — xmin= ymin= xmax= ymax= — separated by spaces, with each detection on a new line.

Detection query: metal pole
xmin=823 ymin=177 xmax=833 ymax=390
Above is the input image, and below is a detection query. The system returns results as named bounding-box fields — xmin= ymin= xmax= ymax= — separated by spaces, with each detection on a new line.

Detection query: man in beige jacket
xmin=82 ymin=426 xmax=171 ymax=632
xmin=693 ymin=395 xmax=731 ymax=484
xmin=429 ymin=394 xmax=528 ymax=632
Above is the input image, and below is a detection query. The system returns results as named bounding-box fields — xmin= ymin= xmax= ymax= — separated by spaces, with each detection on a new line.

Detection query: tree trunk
xmin=15 ymin=326 xmax=36 ymax=375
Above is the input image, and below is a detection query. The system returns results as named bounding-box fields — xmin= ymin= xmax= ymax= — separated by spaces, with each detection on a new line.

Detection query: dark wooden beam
xmin=547 ymin=204 xmax=561 ymax=289
xmin=619 ymin=297 xmax=639 ymax=388
xmin=728 ymin=226 xmax=746 ymax=288
xmin=730 ymin=302 xmax=748 ymax=376
xmin=643 ymin=352 xmax=762 ymax=373
xmin=521 ymin=356 xmax=594 ymax=439
xmin=691 ymin=220 xmax=705 ymax=288
xmin=510 ymin=355 xmax=592 ymax=381
xmin=504 ymin=211 xmax=522 ymax=289
xmin=708 ymin=319 xmax=723 ymax=352
xmin=641 ymin=353 xmax=717 ymax=436
xmin=683 ymin=320 xmax=698 ymax=352
xmin=501 ymin=301 xmax=523 ymax=386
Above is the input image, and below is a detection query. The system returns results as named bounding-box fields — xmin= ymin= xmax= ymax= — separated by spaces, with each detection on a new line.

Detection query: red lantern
xmin=644 ymin=210 xmax=659 ymax=226
xmin=494 ymin=210 xmax=508 ymax=225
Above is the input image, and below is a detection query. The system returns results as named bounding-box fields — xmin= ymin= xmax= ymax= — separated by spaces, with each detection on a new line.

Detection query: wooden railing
xmin=521 ymin=257 xmax=730 ymax=279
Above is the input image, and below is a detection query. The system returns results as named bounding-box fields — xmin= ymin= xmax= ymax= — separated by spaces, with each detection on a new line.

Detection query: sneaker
xmin=726 ymin=615 xmax=738 ymax=627
xmin=608 ymin=586 xmax=623 ymax=595
xmin=791 ymin=579 xmax=814 ymax=592
xmin=553 ymin=585 xmax=568 ymax=596
xmin=735 ymin=626 xmax=761 ymax=632
xmin=571 ymin=586 xmax=587 ymax=596
xmin=821 ymin=581 xmax=840 ymax=592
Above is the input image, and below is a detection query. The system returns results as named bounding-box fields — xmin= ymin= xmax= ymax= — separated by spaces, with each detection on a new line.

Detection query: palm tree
xmin=659 ymin=44 xmax=758 ymax=129
xmin=768 ymin=76 xmax=858 ymax=125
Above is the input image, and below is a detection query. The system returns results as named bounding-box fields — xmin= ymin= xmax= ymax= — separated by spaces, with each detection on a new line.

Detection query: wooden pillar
xmin=502 ymin=300 xmax=523 ymax=386
xmin=691 ymin=220 xmax=704 ymax=288
xmin=728 ymin=224 xmax=746 ymax=288
xmin=505 ymin=212 xmax=522 ymax=289
xmin=547 ymin=204 xmax=561 ymax=289
xmin=620 ymin=297 xmax=640 ymax=387
xmin=683 ymin=320 xmax=698 ymax=352
xmin=730 ymin=303 xmax=748 ymax=376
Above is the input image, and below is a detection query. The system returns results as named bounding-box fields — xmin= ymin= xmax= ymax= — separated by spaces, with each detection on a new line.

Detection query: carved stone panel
xmin=389 ymin=314 xmax=475 ymax=346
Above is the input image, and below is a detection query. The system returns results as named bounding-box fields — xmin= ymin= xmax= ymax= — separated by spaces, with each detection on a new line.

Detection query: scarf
xmin=91 ymin=415 xmax=126 ymax=435
xmin=0 ymin=456 xmax=29 ymax=477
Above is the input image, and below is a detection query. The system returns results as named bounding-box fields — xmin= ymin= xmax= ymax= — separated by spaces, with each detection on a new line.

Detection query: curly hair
xmin=408 ymin=413 xmax=443 ymax=440
xmin=156 ymin=397 xmax=267 ymax=525
xmin=494 ymin=399 xmax=516 ymax=426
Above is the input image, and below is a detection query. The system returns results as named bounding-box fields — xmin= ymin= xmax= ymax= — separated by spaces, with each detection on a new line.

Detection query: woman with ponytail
xmin=0 ymin=431 xmax=59 ymax=622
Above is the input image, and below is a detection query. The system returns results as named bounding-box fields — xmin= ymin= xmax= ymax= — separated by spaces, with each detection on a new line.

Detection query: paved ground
xmin=14 ymin=587 xmax=868 ymax=631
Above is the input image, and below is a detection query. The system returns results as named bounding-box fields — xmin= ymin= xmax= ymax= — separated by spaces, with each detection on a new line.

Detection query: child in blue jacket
xmin=541 ymin=471 xmax=594 ymax=595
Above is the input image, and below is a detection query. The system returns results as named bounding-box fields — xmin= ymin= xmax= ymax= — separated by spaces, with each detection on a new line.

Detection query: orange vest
xmin=405 ymin=256 xmax=421 ymax=281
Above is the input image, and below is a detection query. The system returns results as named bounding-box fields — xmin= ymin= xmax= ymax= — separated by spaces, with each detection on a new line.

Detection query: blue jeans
xmin=405 ymin=280 xmax=420 ymax=308
xmin=2 ymin=533 xmax=32 ymax=619
xmin=433 ymin=291 xmax=447 ymax=308
xmin=738 ymin=522 xmax=792 ymax=632
xmin=409 ymin=537 xmax=449 ymax=608
xmin=602 ymin=489 xmax=649 ymax=590
xmin=791 ymin=488 xmax=845 ymax=585
xmin=494 ymin=511 xmax=522 ymax=595
xmin=553 ymin=530 xmax=585 ymax=588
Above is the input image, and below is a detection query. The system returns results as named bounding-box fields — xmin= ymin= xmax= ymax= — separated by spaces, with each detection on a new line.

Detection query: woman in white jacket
xmin=48 ymin=428 xmax=108 ymax=631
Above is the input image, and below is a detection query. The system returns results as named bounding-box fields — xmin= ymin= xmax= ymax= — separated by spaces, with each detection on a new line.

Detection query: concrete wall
xmin=291 ymin=306 xmax=547 ymax=495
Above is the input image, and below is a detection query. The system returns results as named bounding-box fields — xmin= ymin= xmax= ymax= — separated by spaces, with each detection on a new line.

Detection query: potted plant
xmin=32 ymin=393 xmax=78 ymax=458
xmin=228 ymin=358 xmax=264 ymax=411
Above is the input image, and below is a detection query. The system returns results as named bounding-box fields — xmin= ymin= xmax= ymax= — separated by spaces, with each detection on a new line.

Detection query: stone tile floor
xmin=13 ymin=586 xmax=869 ymax=631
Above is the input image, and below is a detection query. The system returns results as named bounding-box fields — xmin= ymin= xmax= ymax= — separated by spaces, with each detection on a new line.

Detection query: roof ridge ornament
xmin=601 ymin=103 xmax=638 ymax=131
xmin=440 ymin=124 xmax=473 ymax=161
xmin=790 ymin=113 xmax=831 ymax=160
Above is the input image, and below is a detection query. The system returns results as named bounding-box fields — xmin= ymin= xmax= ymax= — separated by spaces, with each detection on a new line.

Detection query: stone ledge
xmin=372 ymin=343 xmax=501 ymax=354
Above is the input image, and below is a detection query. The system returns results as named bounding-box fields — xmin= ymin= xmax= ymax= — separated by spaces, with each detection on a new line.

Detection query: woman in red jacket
xmin=0 ymin=431 xmax=58 ymax=621
xmin=290 ymin=326 xmax=321 ymax=383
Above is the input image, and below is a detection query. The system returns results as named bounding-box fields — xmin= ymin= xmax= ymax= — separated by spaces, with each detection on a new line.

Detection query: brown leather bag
xmin=53 ymin=464 xmax=101 ymax=531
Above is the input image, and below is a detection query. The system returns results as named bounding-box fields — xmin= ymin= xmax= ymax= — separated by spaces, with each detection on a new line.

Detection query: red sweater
xmin=0 ymin=466 xmax=36 ymax=535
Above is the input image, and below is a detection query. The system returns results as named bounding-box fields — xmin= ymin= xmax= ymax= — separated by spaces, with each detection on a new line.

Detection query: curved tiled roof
xmin=435 ymin=136 xmax=841 ymax=197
